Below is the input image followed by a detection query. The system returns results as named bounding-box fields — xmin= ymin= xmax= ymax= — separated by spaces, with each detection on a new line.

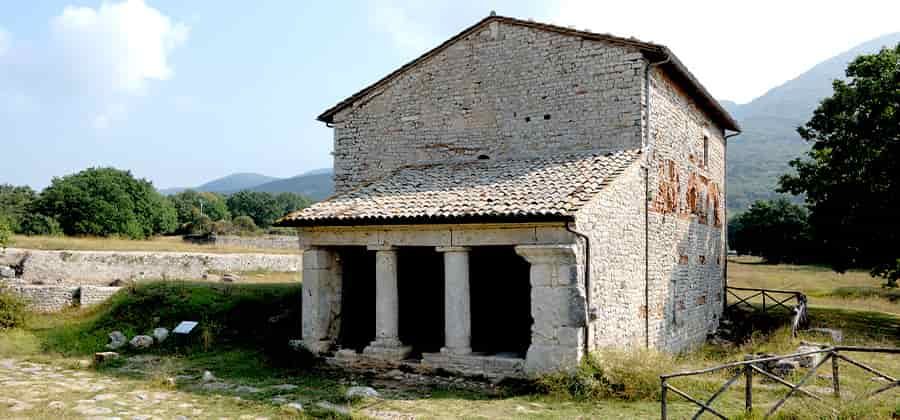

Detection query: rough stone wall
xmin=645 ymin=68 xmax=726 ymax=352
xmin=331 ymin=21 xmax=645 ymax=192
xmin=573 ymin=161 xmax=647 ymax=349
xmin=8 ymin=285 xmax=79 ymax=312
xmin=79 ymin=285 xmax=123 ymax=307
xmin=0 ymin=249 xmax=300 ymax=286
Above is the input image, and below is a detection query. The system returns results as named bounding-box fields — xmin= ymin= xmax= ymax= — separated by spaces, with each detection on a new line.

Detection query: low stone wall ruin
xmin=208 ymin=235 xmax=299 ymax=250
xmin=0 ymin=248 xmax=300 ymax=286
xmin=6 ymin=284 xmax=121 ymax=312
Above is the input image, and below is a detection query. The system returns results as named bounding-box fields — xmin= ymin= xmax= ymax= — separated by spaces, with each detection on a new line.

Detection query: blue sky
xmin=2 ymin=0 xmax=898 ymax=190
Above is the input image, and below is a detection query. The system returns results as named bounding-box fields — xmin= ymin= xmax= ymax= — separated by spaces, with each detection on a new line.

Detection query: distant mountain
xmin=725 ymin=32 xmax=900 ymax=214
xmin=196 ymin=172 xmax=280 ymax=194
xmin=252 ymin=170 xmax=334 ymax=201
xmin=159 ymin=168 xmax=334 ymax=201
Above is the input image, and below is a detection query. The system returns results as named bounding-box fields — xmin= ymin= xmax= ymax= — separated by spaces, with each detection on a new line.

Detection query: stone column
xmin=301 ymin=247 xmax=342 ymax=354
xmin=515 ymin=244 xmax=585 ymax=376
xmin=363 ymin=245 xmax=411 ymax=360
xmin=436 ymin=246 xmax=472 ymax=355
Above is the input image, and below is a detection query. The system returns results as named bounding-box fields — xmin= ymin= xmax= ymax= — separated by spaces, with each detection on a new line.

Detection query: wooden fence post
xmin=744 ymin=364 xmax=753 ymax=414
xmin=832 ymin=350 xmax=841 ymax=399
xmin=660 ymin=378 xmax=668 ymax=420
xmin=762 ymin=292 xmax=766 ymax=312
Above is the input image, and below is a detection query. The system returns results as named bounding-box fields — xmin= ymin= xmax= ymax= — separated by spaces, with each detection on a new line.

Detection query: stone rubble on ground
xmin=346 ymin=386 xmax=380 ymax=399
xmin=792 ymin=344 xmax=825 ymax=368
xmin=129 ymin=335 xmax=154 ymax=349
xmin=201 ymin=370 xmax=217 ymax=382
xmin=107 ymin=331 xmax=127 ymax=350
xmin=807 ymin=328 xmax=843 ymax=343
xmin=93 ymin=351 xmax=120 ymax=365
xmin=222 ymin=273 xmax=240 ymax=282
xmin=152 ymin=327 xmax=169 ymax=343
xmin=0 ymin=265 xmax=15 ymax=278
xmin=281 ymin=402 xmax=304 ymax=413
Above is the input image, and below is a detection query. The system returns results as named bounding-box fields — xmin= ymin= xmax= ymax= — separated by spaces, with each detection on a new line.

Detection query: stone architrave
xmin=436 ymin=246 xmax=472 ymax=355
xmin=363 ymin=245 xmax=412 ymax=360
xmin=515 ymin=244 xmax=586 ymax=375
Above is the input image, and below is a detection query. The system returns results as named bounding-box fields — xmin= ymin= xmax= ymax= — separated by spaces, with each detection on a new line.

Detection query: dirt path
xmin=0 ymin=358 xmax=293 ymax=419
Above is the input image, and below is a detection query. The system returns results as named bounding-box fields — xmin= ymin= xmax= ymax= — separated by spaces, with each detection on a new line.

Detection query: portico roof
xmin=276 ymin=149 xmax=640 ymax=227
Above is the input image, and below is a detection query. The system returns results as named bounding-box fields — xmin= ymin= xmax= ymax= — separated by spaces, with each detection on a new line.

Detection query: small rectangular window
xmin=703 ymin=135 xmax=709 ymax=168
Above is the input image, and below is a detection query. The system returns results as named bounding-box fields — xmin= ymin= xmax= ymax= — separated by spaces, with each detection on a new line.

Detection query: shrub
xmin=0 ymin=287 xmax=28 ymax=329
xmin=231 ymin=215 xmax=257 ymax=234
xmin=18 ymin=213 xmax=62 ymax=236
xmin=0 ymin=218 xmax=11 ymax=250
xmin=537 ymin=349 xmax=675 ymax=401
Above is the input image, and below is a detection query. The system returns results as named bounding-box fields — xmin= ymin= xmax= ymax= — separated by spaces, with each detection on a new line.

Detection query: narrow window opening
xmin=543 ymin=114 xmax=551 ymax=120
xmin=477 ymin=154 xmax=490 ymax=160
xmin=524 ymin=116 xmax=531 ymax=122
xmin=703 ymin=135 xmax=709 ymax=168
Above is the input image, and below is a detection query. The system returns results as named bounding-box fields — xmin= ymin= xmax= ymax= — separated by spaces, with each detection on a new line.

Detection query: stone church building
xmin=278 ymin=14 xmax=740 ymax=377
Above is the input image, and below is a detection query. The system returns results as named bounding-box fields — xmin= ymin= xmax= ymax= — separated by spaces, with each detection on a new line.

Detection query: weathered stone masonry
xmin=331 ymin=21 xmax=645 ymax=193
xmin=284 ymin=15 xmax=739 ymax=377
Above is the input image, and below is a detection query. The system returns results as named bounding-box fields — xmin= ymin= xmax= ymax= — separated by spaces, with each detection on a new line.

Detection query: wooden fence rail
xmin=660 ymin=346 xmax=900 ymax=419
xmin=725 ymin=286 xmax=808 ymax=335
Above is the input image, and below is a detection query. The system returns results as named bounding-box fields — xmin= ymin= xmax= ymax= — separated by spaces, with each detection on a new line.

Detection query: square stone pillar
xmin=301 ymin=247 xmax=342 ymax=354
xmin=436 ymin=246 xmax=472 ymax=355
xmin=515 ymin=244 xmax=585 ymax=376
xmin=363 ymin=245 xmax=412 ymax=360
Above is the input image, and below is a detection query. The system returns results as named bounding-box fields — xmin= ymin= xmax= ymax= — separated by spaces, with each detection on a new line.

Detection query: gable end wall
xmin=331 ymin=22 xmax=645 ymax=193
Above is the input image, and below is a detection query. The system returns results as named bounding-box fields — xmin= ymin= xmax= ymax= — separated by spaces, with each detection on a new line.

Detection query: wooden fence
xmin=660 ymin=346 xmax=900 ymax=419
xmin=726 ymin=286 xmax=808 ymax=335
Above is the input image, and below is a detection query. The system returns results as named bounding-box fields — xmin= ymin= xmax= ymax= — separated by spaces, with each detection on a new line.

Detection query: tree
xmin=779 ymin=44 xmax=900 ymax=286
xmin=32 ymin=167 xmax=177 ymax=239
xmin=18 ymin=214 xmax=62 ymax=236
xmin=729 ymin=199 xmax=814 ymax=264
xmin=0 ymin=218 xmax=11 ymax=250
xmin=0 ymin=184 xmax=37 ymax=233
xmin=232 ymin=215 xmax=258 ymax=234
xmin=273 ymin=192 xmax=312 ymax=218
xmin=168 ymin=190 xmax=230 ymax=225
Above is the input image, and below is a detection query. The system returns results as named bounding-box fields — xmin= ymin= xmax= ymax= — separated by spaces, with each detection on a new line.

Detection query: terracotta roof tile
xmin=278 ymin=150 xmax=640 ymax=226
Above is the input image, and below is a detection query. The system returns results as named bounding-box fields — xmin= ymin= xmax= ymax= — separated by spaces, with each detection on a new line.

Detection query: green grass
xmin=10 ymin=234 xmax=300 ymax=254
xmin=0 ymin=260 xmax=897 ymax=419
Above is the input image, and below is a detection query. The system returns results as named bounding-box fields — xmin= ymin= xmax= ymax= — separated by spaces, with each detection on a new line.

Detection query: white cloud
xmin=51 ymin=0 xmax=189 ymax=96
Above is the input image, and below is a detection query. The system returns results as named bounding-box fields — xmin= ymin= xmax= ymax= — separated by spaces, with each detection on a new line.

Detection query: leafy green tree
xmin=168 ymin=190 xmax=230 ymax=225
xmin=226 ymin=191 xmax=278 ymax=228
xmin=779 ymin=44 xmax=900 ymax=286
xmin=0 ymin=218 xmax=11 ymax=250
xmin=19 ymin=214 xmax=62 ymax=236
xmin=730 ymin=199 xmax=814 ymax=264
xmin=32 ymin=167 xmax=177 ymax=239
xmin=0 ymin=184 xmax=37 ymax=232
xmin=273 ymin=192 xmax=312 ymax=217
xmin=226 ymin=191 xmax=311 ymax=228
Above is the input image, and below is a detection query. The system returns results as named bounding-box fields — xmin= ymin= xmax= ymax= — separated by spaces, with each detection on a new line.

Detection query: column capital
xmin=367 ymin=244 xmax=397 ymax=251
xmin=436 ymin=246 xmax=471 ymax=253
xmin=515 ymin=244 xmax=578 ymax=265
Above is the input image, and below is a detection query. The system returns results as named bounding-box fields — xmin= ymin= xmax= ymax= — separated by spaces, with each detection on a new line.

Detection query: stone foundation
xmin=326 ymin=349 xmax=526 ymax=379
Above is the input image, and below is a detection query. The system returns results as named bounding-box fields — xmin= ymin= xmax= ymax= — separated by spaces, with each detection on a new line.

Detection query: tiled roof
xmin=277 ymin=149 xmax=641 ymax=226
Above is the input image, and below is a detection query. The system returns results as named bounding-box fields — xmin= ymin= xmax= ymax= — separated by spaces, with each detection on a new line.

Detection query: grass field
xmin=0 ymin=258 xmax=896 ymax=418
xmin=728 ymin=256 xmax=899 ymax=315
xmin=9 ymin=234 xmax=300 ymax=255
